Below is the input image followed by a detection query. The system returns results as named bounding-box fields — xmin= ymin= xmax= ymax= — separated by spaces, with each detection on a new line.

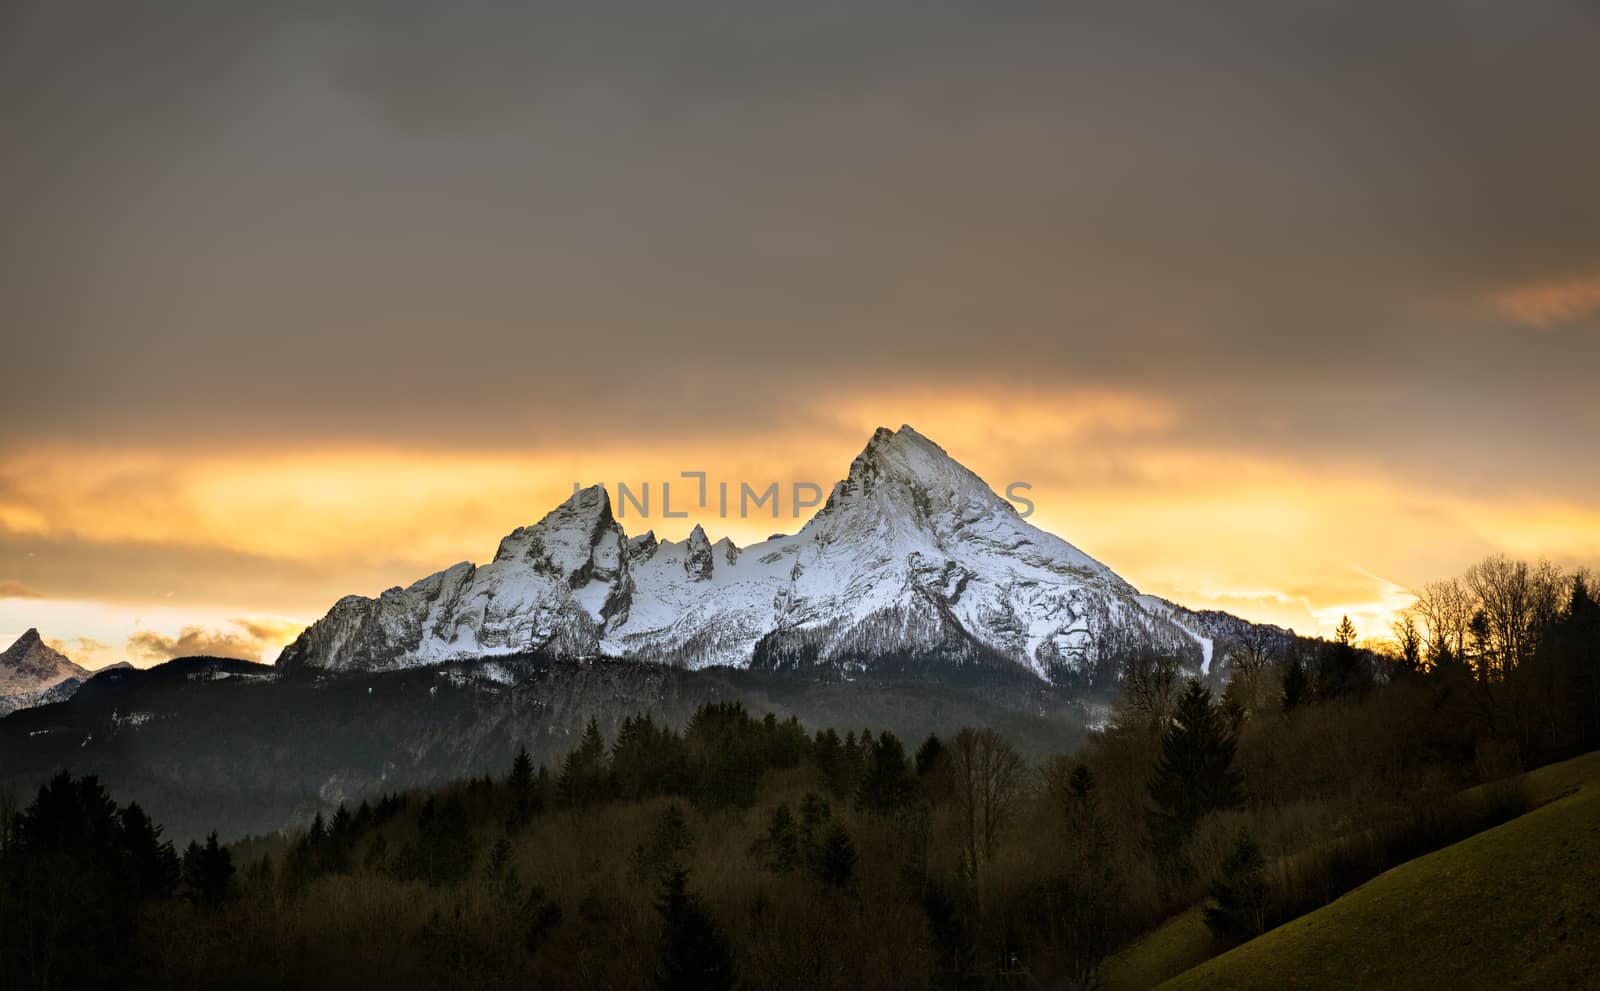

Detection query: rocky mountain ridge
xmin=278 ymin=426 xmax=1291 ymax=687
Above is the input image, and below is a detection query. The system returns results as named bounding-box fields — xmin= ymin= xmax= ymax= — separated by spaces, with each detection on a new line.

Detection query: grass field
xmin=1102 ymin=905 xmax=1212 ymax=991
xmin=1155 ymin=750 xmax=1600 ymax=990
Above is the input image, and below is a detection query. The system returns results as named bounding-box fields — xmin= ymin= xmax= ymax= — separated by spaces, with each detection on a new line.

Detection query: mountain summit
xmin=277 ymin=426 xmax=1239 ymax=685
xmin=1 ymin=628 xmax=91 ymax=697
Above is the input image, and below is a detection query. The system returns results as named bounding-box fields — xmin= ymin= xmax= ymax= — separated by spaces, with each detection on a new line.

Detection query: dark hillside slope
xmin=0 ymin=654 xmax=1088 ymax=842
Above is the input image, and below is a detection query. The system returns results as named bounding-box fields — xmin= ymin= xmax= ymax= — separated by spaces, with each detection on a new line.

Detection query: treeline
xmin=0 ymin=773 xmax=235 ymax=989
xmin=1 ymin=556 xmax=1594 ymax=990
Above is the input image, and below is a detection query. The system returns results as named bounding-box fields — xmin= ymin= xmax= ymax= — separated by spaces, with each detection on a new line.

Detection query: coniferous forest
xmin=2 ymin=557 xmax=1598 ymax=990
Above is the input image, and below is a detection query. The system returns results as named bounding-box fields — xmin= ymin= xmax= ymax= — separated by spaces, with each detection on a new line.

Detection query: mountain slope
xmin=0 ymin=652 xmax=1091 ymax=842
xmin=279 ymin=426 xmax=1281 ymax=684
xmin=1157 ymin=751 xmax=1600 ymax=990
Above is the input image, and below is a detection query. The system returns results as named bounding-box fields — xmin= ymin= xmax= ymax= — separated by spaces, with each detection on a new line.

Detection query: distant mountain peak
xmin=2 ymin=628 xmax=91 ymax=698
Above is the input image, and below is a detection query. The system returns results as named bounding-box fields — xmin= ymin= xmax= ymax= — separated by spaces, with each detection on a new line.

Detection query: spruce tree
xmin=1061 ymin=764 xmax=1116 ymax=988
xmin=654 ymin=868 xmax=737 ymax=991
xmin=632 ymin=804 xmax=696 ymax=884
xmin=1147 ymin=679 xmax=1243 ymax=886
xmin=1317 ymin=615 xmax=1367 ymax=699
xmin=508 ymin=746 xmax=536 ymax=825
xmin=749 ymin=803 xmax=800 ymax=875
xmin=1282 ymin=657 xmax=1310 ymax=712
xmin=1204 ymin=831 xmax=1269 ymax=941
xmin=856 ymin=731 xmax=916 ymax=815
xmin=811 ymin=822 xmax=858 ymax=888
xmin=1568 ymin=575 xmax=1600 ymax=746
xmin=914 ymin=733 xmax=944 ymax=777
xmin=119 ymin=802 xmax=180 ymax=901
xmin=181 ymin=832 xmax=234 ymax=910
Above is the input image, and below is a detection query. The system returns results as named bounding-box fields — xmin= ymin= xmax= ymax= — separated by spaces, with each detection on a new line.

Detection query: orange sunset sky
xmin=4 ymin=4 xmax=1599 ymax=667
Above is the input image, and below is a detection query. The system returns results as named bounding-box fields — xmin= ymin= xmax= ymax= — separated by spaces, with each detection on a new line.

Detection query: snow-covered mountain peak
xmin=804 ymin=424 xmax=1016 ymax=550
xmin=278 ymin=425 xmax=1256 ymax=683
xmin=684 ymin=524 xmax=715 ymax=580
xmin=493 ymin=484 xmax=621 ymax=583
xmin=2 ymin=628 xmax=91 ymax=698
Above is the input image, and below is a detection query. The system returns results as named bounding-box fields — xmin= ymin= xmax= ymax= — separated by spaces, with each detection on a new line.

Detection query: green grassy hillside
xmin=1157 ymin=751 xmax=1600 ymax=990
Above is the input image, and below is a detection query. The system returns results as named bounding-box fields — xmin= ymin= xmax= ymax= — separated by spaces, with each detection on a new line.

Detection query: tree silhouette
xmin=948 ymin=727 xmax=1026 ymax=877
xmin=508 ymin=746 xmax=535 ymax=809
xmin=1317 ymin=616 xmax=1368 ymax=699
xmin=811 ymin=822 xmax=858 ymax=888
xmin=1060 ymin=764 xmax=1116 ymax=988
xmin=856 ymin=731 xmax=917 ymax=815
xmin=1205 ymin=830 xmax=1269 ymax=941
xmin=749 ymin=802 xmax=800 ymax=875
xmin=632 ymin=803 xmax=696 ymax=884
xmin=1282 ymin=657 xmax=1310 ymax=712
xmin=182 ymin=831 xmax=234 ymax=910
xmin=654 ymin=868 xmax=736 ymax=991
xmin=0 ymin=771 xmax=179 ymax=988
xmin=1148 ymin=679 xmax=1243 ymax=888
xmin=557 ymin=718 xmax=611 ymax=809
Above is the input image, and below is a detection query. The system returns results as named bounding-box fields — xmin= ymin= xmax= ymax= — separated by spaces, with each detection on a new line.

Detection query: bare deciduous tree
xmin=1223 ymin=628 xmax=1279 ymax=717
xmin=1407 ymin=577 xmax=1475 ymax=665
xmin=948 ymin=727 xmax=1026 ymax=879
xmin=1464 ymin=555 xmax=1566 ymax=679
xmin=1115 ymin=651 xmax=1182 ymax=730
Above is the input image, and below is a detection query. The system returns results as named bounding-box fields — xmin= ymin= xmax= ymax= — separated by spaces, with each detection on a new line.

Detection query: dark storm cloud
xmin=3 ymin=0 xmax=1598 ymax=492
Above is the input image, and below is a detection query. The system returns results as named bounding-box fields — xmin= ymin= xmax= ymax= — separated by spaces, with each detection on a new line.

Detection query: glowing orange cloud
xmin=1490 ymin=273 xmax=1600 ymax=327
xmin=4 ymin=386 xmax=1598 ymax=663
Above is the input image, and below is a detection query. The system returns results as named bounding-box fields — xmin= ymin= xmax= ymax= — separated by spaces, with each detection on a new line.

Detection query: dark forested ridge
xmin=0 ymin=652 xmax=1093 ymax=843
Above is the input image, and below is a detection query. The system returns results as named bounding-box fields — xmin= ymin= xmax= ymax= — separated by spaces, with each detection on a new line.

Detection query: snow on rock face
xmin=277 ymin=426 xmax=1217 ymax=681
xmin=1 ymin=628 xmax=91 ymax=697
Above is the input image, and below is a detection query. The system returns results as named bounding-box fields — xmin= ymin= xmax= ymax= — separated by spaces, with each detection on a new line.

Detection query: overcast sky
xmin=4 ymin=1 xmax=1599 ymax=665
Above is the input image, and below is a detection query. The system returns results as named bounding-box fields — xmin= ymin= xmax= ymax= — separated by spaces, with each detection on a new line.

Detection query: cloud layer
xmin=125 ymin=618 xmax=306 ymax=664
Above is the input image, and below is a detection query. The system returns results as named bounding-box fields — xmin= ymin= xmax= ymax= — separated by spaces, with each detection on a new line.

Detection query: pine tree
xmin=1282 ymin=657 xmax=1310 ymax=712
xmin=1567 ymin=575 xmax=1600 ymax=746
xmin=181 ymin=831 xmax=234 ymax=910
xmin=509 ymin=745 xmax=534 ymax=797
xmin=813 ymin=729 xmax=848 ymax=798
xmin=914 ymin=733 xmax=951 ymax=805
xmin=856 ymin=731 xmax=917 ymax=815
xmin=414 ymin=797 xmax=476 ymax=887
xmin=914 ymin=733 xmax=944 ymax=776
xmin=1061 ymin=764 xmax=1115 ymax=989
xmin=0 ymin=772 xmax=180 ymax=987
xmin=483 ymin=836 xmax=522 ymax=908
xmin=632 ymin=803 xmax=696 ymax=884
xmin=654 ymin=868 xmax=737 ymax=991
xmin=508 ymin=746 xmax=536 ymax=826
xmin=811 ymin=822 xmax=858 ymax=888
xmin=324 ymin=804 xmax=354 ymax=874
xmin=557 ymin=719 xmax=610 ymax=809
xmin=1147 ymin=679 xmax=1243 ymax=887
xmin=749 ymin=803 xmax=800 ymax=875
xmin=1317 ymin=616 xmax=1367 ymax=699
xmin=119 ymin=802 xmax=180 ymax=901
xmin=1204 ymin=831 xmax=1269 ymax=941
